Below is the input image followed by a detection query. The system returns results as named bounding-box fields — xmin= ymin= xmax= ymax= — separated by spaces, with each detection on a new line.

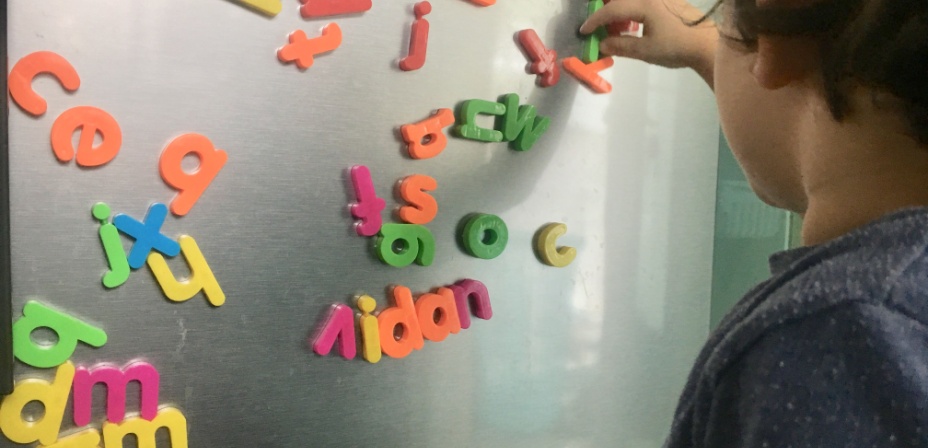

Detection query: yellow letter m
xmin=102 ymin=407 xmax=188 ymax=448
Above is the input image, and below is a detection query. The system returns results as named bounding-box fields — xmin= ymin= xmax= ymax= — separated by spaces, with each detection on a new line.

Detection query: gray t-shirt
xmin=665 ymin=207 xmax=928 ymax=447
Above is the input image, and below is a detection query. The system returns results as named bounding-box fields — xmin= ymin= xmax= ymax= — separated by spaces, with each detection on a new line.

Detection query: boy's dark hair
xmin=702 ymin=0 xmax=928 ymax=145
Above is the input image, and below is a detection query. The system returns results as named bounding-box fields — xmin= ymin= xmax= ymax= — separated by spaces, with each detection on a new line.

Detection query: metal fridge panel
xmin=5 ymin=0 xmax=720 ymax=446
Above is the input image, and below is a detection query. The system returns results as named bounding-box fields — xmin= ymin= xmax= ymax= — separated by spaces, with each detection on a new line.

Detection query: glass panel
xmin=710 ymin=134 xmax=798 ymax=328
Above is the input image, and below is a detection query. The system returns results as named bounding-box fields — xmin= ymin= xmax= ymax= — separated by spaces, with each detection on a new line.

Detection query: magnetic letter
xmin=277 ymin=24 xmax=343 ymax=70
xmin=50 ymin=106 xmax=122 ymax=166
xmin=517 ymin=29 xmax=559 ymax=87
xmin=113 ymin=203 xmax=180 ymax=269
xmin=349 ymin=165 xmax=386 ymax=237
xmin=8 ymin=51 xmax=80 ymax=117
xmin=378 ymin=286 xmax=424 ymax=358
xmin=399 ymin=2 xmax=431 ymax=71
xmin=159 ymin=133 xmax=228 ymax=217
xmin=373 ymin=223 xmax=435 ymax=267
xmin=0 ymin=362 xmax=75 ymax=445
xmin=72 ymin=362 xmax=160 ymax=426
xmin=535 ymin=223 xmax=577 ymax=267
xmin=236 ymin=0 xmax=282 ymax=16
xmin=401 ymin=108 xmax=455 ymax=159
xmin=147 ymin=235 xmax=225 ymax=307
xmin=460 ymin=213 xmax=509 ymax=259
xmin=609 ymin=20 xmax=641 ymax=36
xmin=397 ymin=174 xmax=438 ymax=225
xmin=311 ymin=304 xmax=357 ymax=359
xmin=415 ymin=287 xmax=462 ymax=342
xmin=357 ymin=295 xmax=382 ymax=364
xmin=299 ymin=0 xmax=372 ymax=18
xmin=93 ymin=202 xmax=130 ymax=289
xmin=13 ymin=302 xmax=107 ymax=369
xmin=498 ymin=93 xmax=551 ymax=151
xmin=102 ymin=407 xmax=188 ymax=448
xmin=454 ymin=100 xmax=506 ymax=142
xmin=582 ymin=0 xmax=607 ymax=63
xmin=448 ymin=279 xmax=492 ymax=329
xmin=563 ymin=56 xmax=615 ymax=94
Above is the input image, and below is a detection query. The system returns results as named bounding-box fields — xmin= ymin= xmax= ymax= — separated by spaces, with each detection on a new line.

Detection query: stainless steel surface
xmin=6 ymin=0 xmax=720 ymax=446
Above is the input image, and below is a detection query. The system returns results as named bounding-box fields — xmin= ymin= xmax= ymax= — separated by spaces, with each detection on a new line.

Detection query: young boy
xmin=582 ymin=0 xmax=928 ymax=446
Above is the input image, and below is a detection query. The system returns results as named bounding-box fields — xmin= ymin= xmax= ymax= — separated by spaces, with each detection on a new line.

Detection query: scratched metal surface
xmin=5 ymin=0 xmax=719 ymax=446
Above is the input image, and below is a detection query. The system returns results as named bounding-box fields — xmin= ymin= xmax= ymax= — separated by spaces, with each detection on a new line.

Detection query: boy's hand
xmin=580 ymin=0 xmax=718 ymax=85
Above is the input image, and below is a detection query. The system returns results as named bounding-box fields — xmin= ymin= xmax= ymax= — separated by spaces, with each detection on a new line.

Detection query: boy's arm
xmin=580 ymin=0 xmax=718 ymax=88
xmin=698 ymin=302 xmax=928 ymax=447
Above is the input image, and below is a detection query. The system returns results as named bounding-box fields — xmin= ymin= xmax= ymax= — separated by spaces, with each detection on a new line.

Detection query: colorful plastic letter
xmin=13 ymin=302 xmax=107 ymax=369
xmin=448 ymin=279 xmax=492 ymax=329
xmin=563 ymin=56 xmax=615 ymax=94
xmin=498 ymin=93 xmax=551 ymax=151
xmin=72 ymin=362 xmax=159 ymax=426
xmin=349 ymin=165 xmax=386 ymax=237
xmin=102 ymin=407 xmax=188 ymax=448
xmin=300 ymin=0 xmax=372 ymax=18
xmin=582 ymin=0 xmax=607 ymax=63
xmin=113 ymin=203 xmax=180 ymax=269
xmin=535 ymin=222 xmax=577 ymax=267
xmin=454 ymin=100 xmax=506 ymax=142
xmin=397 ymin=174 xmax=438 ymax=225
xmin=401 ymin=108 xmax=455 ymax=159
xmin=277 ymin=24 xmax=343 ymax=70
xmin=399 ymin=2 xmax=431 ymax=71
xmin=378 ymin=286 xmax=424 ymax=358
xmin=357 ymin=295 xmax=381 ymax=364
xmin=159 ymin=133 xmax=228 ymax=217
xmin=147 ymin=235 xmax=225 ymax=307
xmin=608 ymin=20 xmax=641 ymax=36
xmin=415 ymin=287 xmax=462 ymax=342
xmin=373 ymin=223 xmax=435 ymax=267
xmin=50 ymin=107 xmax=122 ymax=166
xmin=93 ymin=202 xmax=130 ymax=289
xmin=0 ymin=362 xmax=75 ymax=445
xmin=38 ymin=428 xmax=101 ymax=448
xmin=460 ymin=213 xmax=509 ymax=259
xmin=311 ymin=304 xmax=356 ymax=359
xmin=467 ymin=0 xmax=495 ymax=5
xmin=8 ymin=51 xmax=80 ymax=117
xmin=517 ymin=29 xmax=559 ymax=87
xmin=236 ymin=0 xmax=282 ymax=16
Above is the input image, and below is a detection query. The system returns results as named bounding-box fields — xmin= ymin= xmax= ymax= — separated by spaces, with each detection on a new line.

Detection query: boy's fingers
xmin=580 ymin=1 xmax=646 ymax=34
xmin=600 ymin=36 xmax=645 ymax=59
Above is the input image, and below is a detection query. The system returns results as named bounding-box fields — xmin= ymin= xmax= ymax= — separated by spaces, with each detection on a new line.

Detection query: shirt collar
xmin=767 ymin=206 xmax=928 ymax=277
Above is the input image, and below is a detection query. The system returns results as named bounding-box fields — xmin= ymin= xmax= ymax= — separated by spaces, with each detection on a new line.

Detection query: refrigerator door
xmin=4 ymin=0 xmax=720 ymax=446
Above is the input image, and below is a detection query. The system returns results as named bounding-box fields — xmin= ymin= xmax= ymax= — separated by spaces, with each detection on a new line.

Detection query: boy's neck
xmin=799 ymin=94 xmax=928 ymax=246
xmin=803 ymin=184 xmax=928 ymax=246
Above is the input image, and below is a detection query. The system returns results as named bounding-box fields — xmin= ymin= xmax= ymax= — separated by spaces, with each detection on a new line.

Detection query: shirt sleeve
xmin=704 ymin=302 xmax=928 ymax=448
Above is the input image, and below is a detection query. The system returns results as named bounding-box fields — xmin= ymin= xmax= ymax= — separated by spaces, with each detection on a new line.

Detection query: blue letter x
xmin=113 ymin=202 xmax=181 ymax=269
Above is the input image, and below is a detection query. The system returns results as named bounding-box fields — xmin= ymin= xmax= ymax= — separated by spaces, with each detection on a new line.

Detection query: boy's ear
xmin=751 ymin=0 xmax=820 ymax=90
xmin=751 ymin=35 xmax=818 ymax=90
